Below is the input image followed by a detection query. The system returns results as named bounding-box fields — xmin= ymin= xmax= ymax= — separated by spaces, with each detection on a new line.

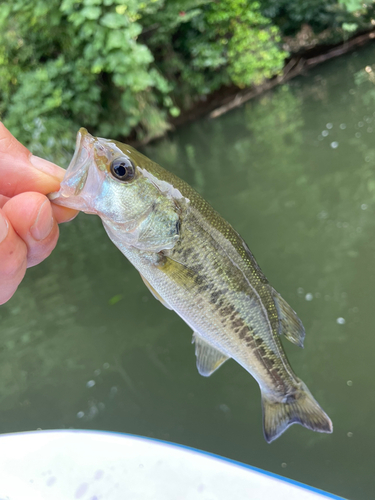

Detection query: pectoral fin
xmin=272 ymin=289 xmax=305 ymax=348
xmin=140 ymin=274 xmax=173 ymax=310
xmin=157 ymin=254 xmax=198 ymax=291
xmin=193 ymin=333 xmax=229 ymax=377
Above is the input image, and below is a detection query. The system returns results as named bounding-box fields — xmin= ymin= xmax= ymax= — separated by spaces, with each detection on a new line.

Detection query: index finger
xmin=0 ymin=122 xmax=66 ymax=197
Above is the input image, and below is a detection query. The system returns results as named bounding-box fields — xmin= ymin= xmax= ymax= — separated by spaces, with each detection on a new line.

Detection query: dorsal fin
xmin=193 ymin=333 xmax=229 ymax=377
xmin=272 ymin=289 xmax=305 ymax=348
xmin=139 ymin=274 xmax=173 ymax=310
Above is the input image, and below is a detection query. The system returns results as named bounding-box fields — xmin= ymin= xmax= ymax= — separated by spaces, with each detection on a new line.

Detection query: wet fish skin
xmin=50 ymin=128 xmax=333 ymax=443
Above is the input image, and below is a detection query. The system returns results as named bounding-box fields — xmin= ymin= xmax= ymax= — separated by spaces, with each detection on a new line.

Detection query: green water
xmin=3 ymin=45 xmax=375 ymax=499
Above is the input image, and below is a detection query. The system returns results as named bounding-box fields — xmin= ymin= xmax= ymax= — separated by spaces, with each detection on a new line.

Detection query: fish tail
xmin=261 ymin=381 xmax=333 ymax=443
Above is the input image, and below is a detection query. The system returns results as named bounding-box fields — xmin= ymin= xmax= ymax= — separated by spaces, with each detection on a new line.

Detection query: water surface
xmin=3 ymin=44 xmax=375 ymax=500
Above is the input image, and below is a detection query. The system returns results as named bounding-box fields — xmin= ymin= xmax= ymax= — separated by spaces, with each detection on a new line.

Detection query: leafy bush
xmin=261 ymin=0 xmax=375 ymax=37
xmin=0 ymin=0 xmax=286 ymax=149
xmin=143 ymin=1 xmax=286 ymax=100
xmin=0 ymin=0 xmax=373 ymax=153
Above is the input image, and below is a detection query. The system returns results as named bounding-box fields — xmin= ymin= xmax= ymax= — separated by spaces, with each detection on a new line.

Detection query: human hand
xmin=0 ymin=122 xmax=78 ymax=305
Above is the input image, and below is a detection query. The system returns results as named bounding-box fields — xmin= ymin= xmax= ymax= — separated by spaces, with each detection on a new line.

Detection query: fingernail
xmin=30 ymin=154 xmax=64 ymax=179
xmin=0 ymin=212 xmax=9 ymax=244
xmin=30 ymin=200 xmax=54 ymax=241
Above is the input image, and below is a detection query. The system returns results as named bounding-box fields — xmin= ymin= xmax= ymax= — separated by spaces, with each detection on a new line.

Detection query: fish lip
xmin=69 ymin=128 xmax=92 ymax=178
xmin=48 ymin=128 xmax=95 ymax=211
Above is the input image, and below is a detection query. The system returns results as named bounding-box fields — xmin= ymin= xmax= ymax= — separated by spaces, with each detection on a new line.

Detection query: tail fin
xmin=262 ymin=381 xmax=333 ymax=443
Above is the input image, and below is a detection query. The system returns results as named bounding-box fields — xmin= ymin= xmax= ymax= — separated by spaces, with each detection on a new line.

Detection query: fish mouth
xmin=49 ymin=128 xmax=98 ymax=212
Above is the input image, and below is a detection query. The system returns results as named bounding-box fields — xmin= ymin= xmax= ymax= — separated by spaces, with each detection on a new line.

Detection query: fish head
xmin=50 ymin=128 xmax=163 ymax=223
xmin=50 ymin=128 xmax=186 ymax=250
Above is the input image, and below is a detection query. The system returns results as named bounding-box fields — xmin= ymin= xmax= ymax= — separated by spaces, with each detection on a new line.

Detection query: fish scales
xmin=50 ymin=128 xmax=333 ymax=443
xmin=133 ymin=166 xmax=296 ymax=394
xmin=167 ymin=211 xmax=296 ymax=393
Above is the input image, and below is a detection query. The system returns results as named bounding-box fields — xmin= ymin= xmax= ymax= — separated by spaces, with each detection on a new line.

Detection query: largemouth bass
xmin=50 ymin=128 xmax=332 ymax=443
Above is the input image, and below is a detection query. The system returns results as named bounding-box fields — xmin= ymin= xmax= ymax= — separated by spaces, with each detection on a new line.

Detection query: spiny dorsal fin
xmin=193 ymin=333 xmax=229 ymax=377
xmin=139 ymin=273 xmax=173 ymax=310
xmin=272 ymin=289 xmax=305 ymax=348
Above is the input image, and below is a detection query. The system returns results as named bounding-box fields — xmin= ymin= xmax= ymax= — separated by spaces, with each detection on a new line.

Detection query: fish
xmin=49 ymin=128 xmax=333 ymax=443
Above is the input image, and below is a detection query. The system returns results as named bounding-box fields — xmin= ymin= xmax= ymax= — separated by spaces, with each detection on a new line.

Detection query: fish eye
xmin=110 ymin=157 xmax=135 ymax=182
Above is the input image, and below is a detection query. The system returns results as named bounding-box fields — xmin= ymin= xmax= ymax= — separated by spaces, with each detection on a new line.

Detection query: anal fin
xmin=272 ymin=289 xmax=305 ymax=348
xmin=140 ymin=274 xmax=173 ymax=310
xmin=193 ymin=332 xmax=229 ymax=377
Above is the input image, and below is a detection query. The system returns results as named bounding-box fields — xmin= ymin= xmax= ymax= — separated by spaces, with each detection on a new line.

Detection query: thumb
xmin=0 ymin=122 xmax=65 ymax=197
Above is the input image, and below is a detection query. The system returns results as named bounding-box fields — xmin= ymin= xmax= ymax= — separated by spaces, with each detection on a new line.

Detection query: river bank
xmin=138 ymin=28 xmax=375 ymax=147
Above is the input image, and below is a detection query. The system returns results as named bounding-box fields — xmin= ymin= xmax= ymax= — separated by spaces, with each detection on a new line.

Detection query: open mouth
xmin=48 ymin=128 xmax=96 ymax=211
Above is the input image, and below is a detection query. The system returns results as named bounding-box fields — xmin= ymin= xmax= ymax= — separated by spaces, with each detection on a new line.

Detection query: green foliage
xmin=0 ymin=0 xmax=287 ymax=149
xmin=339 ymin=0 xmax=363 ymax=13
xmin=143 ymin=0 xmax=286 ymax=103
xmin=0 ymin=0 xmax=374 ymax=154
xmin=342 ymin=22 xmax=358 ymax=32
xmin=206 ymin=1 xmax=286 ymax=87
xmin=0 ymin=0 xmax=172 ymax=146
xmin=260 ymin=0 xmax=375 ymax=36
xmin=261 ymin=0 xmax=338 ymax=36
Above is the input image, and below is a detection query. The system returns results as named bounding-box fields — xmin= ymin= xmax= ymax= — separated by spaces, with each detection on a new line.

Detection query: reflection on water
xmin=3 ymin=44 xmax=375 ymax=500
